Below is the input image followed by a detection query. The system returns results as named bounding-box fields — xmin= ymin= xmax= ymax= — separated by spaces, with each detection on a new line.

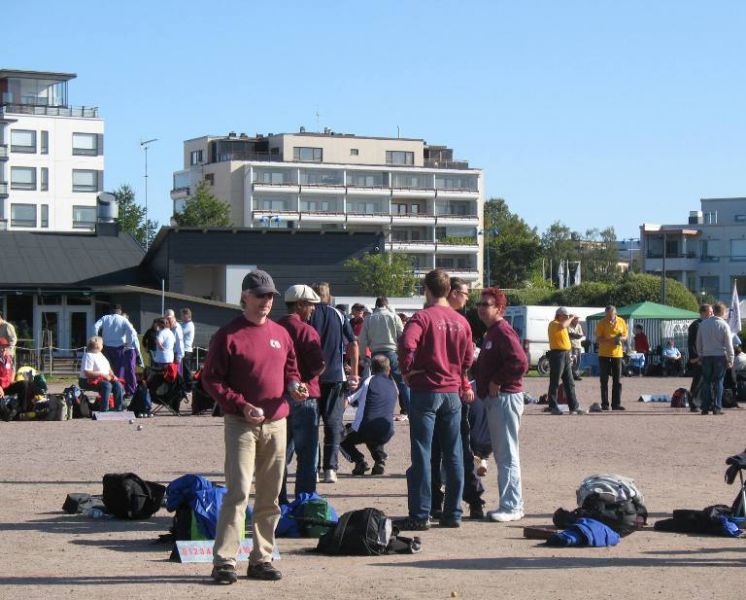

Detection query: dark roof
xmin=0 ymin=69 xmax=76 ymax=82
xmin=0 ymin=229 xmax=148 ymax=287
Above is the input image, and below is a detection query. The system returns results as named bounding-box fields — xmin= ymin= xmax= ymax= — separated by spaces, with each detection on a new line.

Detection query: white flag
xmin=574 ymin=262 xmax=581 ymax=286
xmin=728 ymin=280 xmax=742 ymax=333
xmin=558 ymin=261 xmax=565 ymax=289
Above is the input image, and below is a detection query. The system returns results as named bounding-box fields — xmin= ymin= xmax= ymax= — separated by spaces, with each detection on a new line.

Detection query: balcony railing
xmin=424 ymin=159 xmax=471 ymax=170
xmin=1 ymin=104 xmax=100 ymax=118
xmin=0 ymin=182 xmax=8 ymax=196
xmin=0 ymin=144 xmax=7 ymax=160
xmin=646 ymin=252 xmax=697 ymax=259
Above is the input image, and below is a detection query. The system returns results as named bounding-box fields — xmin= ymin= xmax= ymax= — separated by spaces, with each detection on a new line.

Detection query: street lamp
xmin=140 ymin=137 xmax=158 ymax=250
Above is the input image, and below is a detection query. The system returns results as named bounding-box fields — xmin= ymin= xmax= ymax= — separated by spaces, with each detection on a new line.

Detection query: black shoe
xmin=371 ymin=462 xmax=385 ymax=475
xmin=612 ymin=406 xmax=626 ymax=411
xmin=352 ymin=461 xmax=369 ymax=476
xmin=701 ymin=410 xmax=709 ymax=415
xmin=601 ymin=405 xmax=610 ymax=411
xmin=394 ymin=516 xmax=431 ymax=531
xmin=212 ymin=564 xmax=238 ymax=585
xmin=574 ymin=376 xmax=583 ymax=381
xmin=469 ymin=504 xmax=485 ymax=520
xmin=439 ymin=517 xmax=461 ymax=528
xmin=247 ymin=562 xmax=282 ymax=581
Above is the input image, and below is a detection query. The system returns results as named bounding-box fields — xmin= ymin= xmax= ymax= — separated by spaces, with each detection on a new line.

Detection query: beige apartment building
xmin=171 ymin=129 xmax=484 ymax=285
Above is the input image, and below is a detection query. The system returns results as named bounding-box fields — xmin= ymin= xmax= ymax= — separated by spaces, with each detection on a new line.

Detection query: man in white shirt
xmin=181 ymin=308 xmax=195 ymax=390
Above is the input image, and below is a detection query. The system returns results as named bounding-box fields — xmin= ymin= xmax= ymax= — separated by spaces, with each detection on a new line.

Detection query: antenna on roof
xmin=397 ymin=125 xmax=400 ymax=138
xmin=315 ymin=109 xmax=320 ymax=131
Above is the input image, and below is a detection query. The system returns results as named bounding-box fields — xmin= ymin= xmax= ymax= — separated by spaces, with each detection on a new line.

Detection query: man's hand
xmin=242 ymin=403 xmax=266 ymax=425
xmin=289 ymin=385 xmax=309 ymax=402
xmin=462 ymin=388 xmax=475 ymax=404
xmin=488 ymin=381 xmax=501 ymax=397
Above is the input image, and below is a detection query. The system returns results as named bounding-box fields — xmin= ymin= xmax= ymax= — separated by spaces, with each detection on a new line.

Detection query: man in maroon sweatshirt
xmin=397 ymin=269 xmax=473 ymax=530
xmin=202 ymin=270 xmax=307 ymax=584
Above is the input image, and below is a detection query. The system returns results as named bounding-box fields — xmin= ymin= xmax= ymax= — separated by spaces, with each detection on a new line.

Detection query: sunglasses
xmin=475 ymin=302 xmax=496 ymax=308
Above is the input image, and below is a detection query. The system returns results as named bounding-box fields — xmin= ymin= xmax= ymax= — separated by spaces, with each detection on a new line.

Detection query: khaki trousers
xmin=213 ymin=415 xmax=287 ymax=567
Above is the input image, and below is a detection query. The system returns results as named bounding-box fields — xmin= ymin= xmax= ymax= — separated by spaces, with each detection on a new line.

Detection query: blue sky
xmin=4 ymin=1 xmax=746 ymax=240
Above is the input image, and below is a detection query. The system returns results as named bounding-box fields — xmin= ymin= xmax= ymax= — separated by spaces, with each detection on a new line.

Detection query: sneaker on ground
xmin=476 ymin=458 xmax=488 ymax=477
xmin=438 ymin=517 xmax=461 ymax=528
xmin=247 ymin=561 xmax=282 ymax=581
xmin=550 ymin=407 xmax=563 ymax=415
xmin=570 ymin=408 xmax=586 ymax=415
xmin=393 ymin=516 xmax=431 ymax=531
xmin=487 ymin=509 xmax=525 ymax=522
xmin=469 ymin=504 xmax=485 ymax=520
xmin=394 ymin=414 xmax=409 ymax=422
xmin=323 ymin=469 xmax=337 ymax=483
xmin=611 ymin=405 xmax=626 ymax=411
xmin=352 ymin=461 xmax=369 ymax=476
xmin=211 ymin=564 xmax=238 ymax=585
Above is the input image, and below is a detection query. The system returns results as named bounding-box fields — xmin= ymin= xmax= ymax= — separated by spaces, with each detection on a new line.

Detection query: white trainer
xmin=487 ymin=509 xmax=524 ymax=522
xmin=323 ymin=469 xmax=337 ymax=483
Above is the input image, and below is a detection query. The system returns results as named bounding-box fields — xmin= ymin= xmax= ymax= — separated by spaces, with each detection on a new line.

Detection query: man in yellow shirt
xmin=595 ymin=305 xmax=628 ymax=411
xmin=547 ymin=307 xmax=585 ymax=415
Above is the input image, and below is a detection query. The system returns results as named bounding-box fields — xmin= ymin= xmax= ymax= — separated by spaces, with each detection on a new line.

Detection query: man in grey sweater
xmin=696 ymin=302 xmax=734 ymax=415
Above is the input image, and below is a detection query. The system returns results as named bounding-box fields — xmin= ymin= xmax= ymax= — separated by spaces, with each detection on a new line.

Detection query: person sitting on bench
xmin=662 ymin=339 xmax=683 ymax=376
xmin=78 ymin=336 xmax=124 ymax=412
xmin=340 ymin=354 xmax=398 ymax=476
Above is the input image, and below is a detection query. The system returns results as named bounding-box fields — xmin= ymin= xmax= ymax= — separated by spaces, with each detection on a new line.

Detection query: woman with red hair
xmin=473 ymin=287 xmax=528 ymax=522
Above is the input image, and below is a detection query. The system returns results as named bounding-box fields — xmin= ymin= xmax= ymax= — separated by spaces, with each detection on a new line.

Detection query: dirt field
xmin=2 ymin=375 xmax=745 ymax=600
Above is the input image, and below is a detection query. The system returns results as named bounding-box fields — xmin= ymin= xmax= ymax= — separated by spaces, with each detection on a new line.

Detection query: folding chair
xmin=146 ymin=365 xmax=185 ymax=416
xmin=724 ymin=451 xmax=746 ymax=516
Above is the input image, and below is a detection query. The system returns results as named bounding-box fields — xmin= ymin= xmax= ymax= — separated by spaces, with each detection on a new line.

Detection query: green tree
xmin=344 ymin=253 xmax=418 ymax=297
xmin=541 ymin=221 xmax=580 ymax=287
xmin=483 ymin=198 xmax=542 ymax=288
xmin=172 ymin=181 xmax=232 ymax=227
xmin=607 ymin=272 xmax=698 ymax=312
xmin=112 ymin=184 xmax=158 ymax=247
xmin=581 ymin=226 xmax=620 ymax=282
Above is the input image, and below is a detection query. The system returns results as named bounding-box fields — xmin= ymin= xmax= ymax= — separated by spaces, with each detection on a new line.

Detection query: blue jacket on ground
xmin=547 ymin=517 xmax=621 ymax=547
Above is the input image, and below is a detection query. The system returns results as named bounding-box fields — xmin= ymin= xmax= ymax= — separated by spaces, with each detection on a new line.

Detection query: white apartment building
xmin=0 ymin=69 xmax=104 ymax=231
xmin=641 ymin=197 xmax=746 ymax=302
xmin=171 ymin=129 xmax=484 ymax=285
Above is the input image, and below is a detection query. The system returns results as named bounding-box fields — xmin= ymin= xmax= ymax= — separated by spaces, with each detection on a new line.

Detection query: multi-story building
xmin=171 ymin=129 xmax=483 ymax=285
xmin=0 ymin=69 xmax=103 ymax=231
xmin=641 ymin=197 xmax=746 ymax=302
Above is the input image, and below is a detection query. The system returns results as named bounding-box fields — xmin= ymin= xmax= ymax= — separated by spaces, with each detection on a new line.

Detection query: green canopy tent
xmin=586 ymin=301 xmax=698 ymax=359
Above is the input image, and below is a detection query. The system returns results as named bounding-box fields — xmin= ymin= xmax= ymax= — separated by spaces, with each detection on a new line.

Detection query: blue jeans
xmin=372 ymin=351 xmax=410 ymax=414
xmin=701 ymin=356 xmax=727 ymax=411
xmin=288 ymin=398 xmax=320 ymax=499
xmin=79 ymin=377 xmax=124 ymax=412
xmin=484 ymin=392 xmax=524 ymax=513
xmin=406 ymin=391 xmax=464 ymax=521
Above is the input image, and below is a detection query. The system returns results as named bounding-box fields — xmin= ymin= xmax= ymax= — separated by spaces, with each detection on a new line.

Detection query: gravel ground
xmin=1 ymin=374 xmax=745 ymax=600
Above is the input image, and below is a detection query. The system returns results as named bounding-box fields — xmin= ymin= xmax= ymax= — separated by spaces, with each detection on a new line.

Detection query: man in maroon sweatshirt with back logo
xmin=396 ymin=269 xmax=473 ymax=531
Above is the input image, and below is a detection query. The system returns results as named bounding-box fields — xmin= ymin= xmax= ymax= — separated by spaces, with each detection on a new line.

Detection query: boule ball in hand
xmin=250 ymin=407 xmax=264 ymax=418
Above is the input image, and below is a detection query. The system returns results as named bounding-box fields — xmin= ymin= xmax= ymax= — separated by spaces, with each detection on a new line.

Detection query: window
xmin=386 ymin=150 xmax=414 ymax=165
xmin=11 ymin=204 xmax=36 ymax=228
xmin=700 ymin=239 xmax=719 ymax=262
xmin=731 ymin=277 xmax=746 ymax=296
xmin=41 ymin=131 xmax=49 ymax=154
xmin=704 ymin=211 xmax=718 ymax=224
xmin=293 ymin=147 xmax=323 ymax=162
xmin=204 ymin=173 xmax=214 ymax=185
xmin=392 ymin=172 xmax=432 ymax=189
xmin=254 ymin=168 xmax=294 ymax=185
xmin=347 ymin=171 xmax=387 ymax=187
xmin=410 ymin=204 xmax=420 ymax=214
xmin=10 ymin=167 xmax=36 ymax=190
xmin=72 ymin=132 xmax=100 ymax=156
xmin=72 ymin=205 xmax=97 ymax=230
xmin=736 ymin=215 xmax=746 ymax=223
xmin=260 ymin=199 xmax=287 ymax=211
xmin=434 ymin=173 xmax=478 ymax=191
xmin=40 ymin=205 xmax=49 ymax=228
xmin=10 ymin=130 xmax=36 ymax=153
xmin=350 ymin=148 xmax=359 ymax=156
xmin=190 ymin=150 xmax=203 ymax=165
xmin=299 ymin=169 xmax=343 ymax=186
xmin=731 ymin=240 xmax=746 ymax=261
xmin=700 ymin=276 xmax=719 ymax=297
xmin=40 ymin=168 xmax=49 ymax=191
xmin=300 ymin=200 xmax=331 ymax=212
xmin=72 ymin=169 xmax=102 ymax=193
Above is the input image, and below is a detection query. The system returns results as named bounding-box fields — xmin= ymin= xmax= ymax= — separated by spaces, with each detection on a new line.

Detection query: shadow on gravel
xmin=0 ymin=514 xmax=172 ymax=534
xmin=374 ymin=554 xmax=746 ymax=570
xmin=69 ymin=538 xmax=170 ymax=553
xmin=0 ymin=575 xmax=206 ymax=586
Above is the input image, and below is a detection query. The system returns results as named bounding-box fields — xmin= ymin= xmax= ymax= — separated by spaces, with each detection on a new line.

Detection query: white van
xmin=503 ymin=305 xmax=604 ymax=369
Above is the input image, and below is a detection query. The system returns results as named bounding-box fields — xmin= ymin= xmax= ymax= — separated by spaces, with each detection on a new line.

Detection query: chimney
xmin=96 ymin=192 xmax=120 ymax=236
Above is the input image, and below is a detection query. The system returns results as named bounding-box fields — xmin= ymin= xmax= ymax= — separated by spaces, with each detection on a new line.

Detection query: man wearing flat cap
xmin=202 ymin=270 xmax=308 ymax=584
xmin=546 ymin=307 xmax=585 ymax=415
xmin=278 ymin=285 xmax=326 ymax=503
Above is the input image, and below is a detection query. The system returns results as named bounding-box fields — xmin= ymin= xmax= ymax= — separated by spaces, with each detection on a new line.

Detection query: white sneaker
xmin=487 ymin=509 xmax=524 ymax=522
xmin=323 ymin=469 xmax=337 ymax=483
xmin=476 ymin=459 xmax=488 ymax=477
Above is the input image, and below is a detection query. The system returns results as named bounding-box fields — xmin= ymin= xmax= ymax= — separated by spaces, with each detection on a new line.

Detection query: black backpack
xmin=314 ymin=508 xmax=421 ymax=556
xmin=554 ymin=492 xmax=648 ymax=536
xmin=102 ymin=473 xmax=166 ymax=520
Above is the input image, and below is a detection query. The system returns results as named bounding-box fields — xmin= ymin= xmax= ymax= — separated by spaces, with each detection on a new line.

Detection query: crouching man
xmin=341 ymin=354 xmax=398 ymax=476
xmin=202 ymin=270 xmax=307 ymax=584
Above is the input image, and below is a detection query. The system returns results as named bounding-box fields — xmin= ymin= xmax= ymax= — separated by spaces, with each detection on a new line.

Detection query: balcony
xmin=298 ymin=211 xmax=346 ymax=224
xmin=346 ymin=212 xmax=392 ymax=225
xmin=1 ymin=104 xmax=99 ymax=118
xmin=346 ymin=185 xmax=392 ymax=197
xmin=300 ymin=184 xmax=345 ymax=196
xmin=388 ymin=240 xmax=437 ymax=253
xmin=253 ymin=182 xmax=300 ymax=194
xmin=391 ymin=212 xmax=437 ymax=226
xmin=0 ymin=144 xmax=7 ymax=160
xmin=644 ymin=255 xmax=699 ymax=271
xmin=436 ymin=238 xmax=479 ymax=254
xmin=435 ymin=188 xmax=478 ymax=200
xmin=391 ymin=188 xmax=436 ymax=199
xmin=424 ymin=159 xmax=471 ymax=170
xmin=434 ymin=213 xmax=479 ymax=226
xmin=0 ymin=182 xmax=7 ymax=197
xmin=170 ymin=186 xmax=190 ymax=201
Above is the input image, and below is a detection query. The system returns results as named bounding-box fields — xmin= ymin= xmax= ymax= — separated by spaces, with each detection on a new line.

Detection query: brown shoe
xmin=247 ymin=561 xmax=282 ymax=581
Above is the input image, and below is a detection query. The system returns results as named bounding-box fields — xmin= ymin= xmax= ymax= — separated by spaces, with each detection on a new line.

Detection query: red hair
xmin=481 ymin=287 xmax=507 ymax=309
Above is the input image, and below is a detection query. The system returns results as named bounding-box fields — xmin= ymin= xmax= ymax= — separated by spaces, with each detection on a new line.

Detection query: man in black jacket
xmin=688 ymin=304 xmax=713 ymax=412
